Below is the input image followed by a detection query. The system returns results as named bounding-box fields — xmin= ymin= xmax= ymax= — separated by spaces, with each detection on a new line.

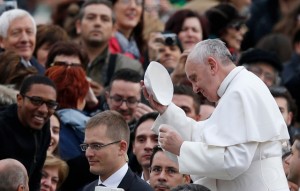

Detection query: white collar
xmin=98 ymin=163 xmax=128 ymax=188
xmin=217 ymin=66 xmax=244 ymax=98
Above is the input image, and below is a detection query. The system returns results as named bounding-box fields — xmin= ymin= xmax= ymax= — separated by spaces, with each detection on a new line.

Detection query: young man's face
xmin=17 ymin=84 xmax=57 ymax=130
xmin=133 ymin=119 xmax=158 ymax=168
xmin=84 ymin=125 xmax=124 ymax=180
xmin=106 ymin=80 xmax=141 ymax=123
xmin=275 ymin=97 xmax=292 ymax=126
xmin=172 ymin=94 xmax=199 ymax=121
xmin=76 ymin=4 xmax=113 ymax=46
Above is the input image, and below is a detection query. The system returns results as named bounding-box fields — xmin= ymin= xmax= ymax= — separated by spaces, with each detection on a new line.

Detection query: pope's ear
xmin=17 ymin=184 xmax=25 ymax=191
xmin=207 ymin=57 xmax=218 ymax=74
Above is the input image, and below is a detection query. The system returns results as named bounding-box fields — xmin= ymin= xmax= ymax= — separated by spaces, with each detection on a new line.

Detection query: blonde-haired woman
xmin=40 ymin=153 xmax=69 ymax=191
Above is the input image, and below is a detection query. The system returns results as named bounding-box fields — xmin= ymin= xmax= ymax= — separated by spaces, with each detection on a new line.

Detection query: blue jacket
xmin=57 ymin=109 xmax=90 ymax=160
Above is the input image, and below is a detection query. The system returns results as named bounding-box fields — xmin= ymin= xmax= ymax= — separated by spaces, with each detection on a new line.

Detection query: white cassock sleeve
xmin=178 ymin=141 xmax=258 ymax=180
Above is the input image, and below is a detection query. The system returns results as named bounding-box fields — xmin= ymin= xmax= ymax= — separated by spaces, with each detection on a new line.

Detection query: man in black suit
xmin=81 ymin=110 xmax=153 ymax=191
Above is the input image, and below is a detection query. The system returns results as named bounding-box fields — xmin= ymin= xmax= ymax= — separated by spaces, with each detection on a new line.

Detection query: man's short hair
xmin=174 ymin=85 xmax=201 ymax=114
xmin=188 ymin=39 xmax=233 ymax=66
xmin=86 ymin=110 xmax=130 ymax=148
xmin=77 ymin=0 xmax=114 ymax=22
xmin=0 ymin=159 xmax=28 ymax=191
xmin=171 ymin=183 xmax=211 ymax=191
xmin=0 ymin=9 xmax=36 ymax=38
xmin=108 ymin=68 xmax=142 ymax=91
xmin=149 ymin=145 xmax=163 ymax=167
xmin=133 ymin=112 xmax=159 ymax=138
xmin=269 ymin=86 xmax=297 ymax=125
xmin=19 ymin=75 xmax=57 ymax=95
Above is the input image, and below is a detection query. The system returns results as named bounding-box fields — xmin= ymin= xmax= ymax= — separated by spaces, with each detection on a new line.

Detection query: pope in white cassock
xmin=143 ymin=39 xmax=290 ymax=191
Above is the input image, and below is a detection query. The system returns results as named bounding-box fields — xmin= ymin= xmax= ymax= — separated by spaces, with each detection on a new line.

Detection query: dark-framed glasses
xmin=80 ymin=140 xmax=121 ymax=151
xmin=21 ymin=94 xmax=59 ymax=110
xmin=50 ymin=61 xmax=82 ymax=67
xmin=109 ymin=95 xmax=140 ymax=108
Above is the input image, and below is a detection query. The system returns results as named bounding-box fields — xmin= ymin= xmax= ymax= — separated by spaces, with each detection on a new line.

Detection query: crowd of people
xmin=0 ymin=0 xmax=300 ymax=191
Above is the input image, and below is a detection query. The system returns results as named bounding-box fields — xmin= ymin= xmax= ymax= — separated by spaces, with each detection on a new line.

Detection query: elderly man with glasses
xmin=0 ymin=75 xmax=58 ymax=191
xmin=81 ymin=110 xmax=153 ymax=191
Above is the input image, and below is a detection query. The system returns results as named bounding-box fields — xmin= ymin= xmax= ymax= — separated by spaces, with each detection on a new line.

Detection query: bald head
xmin=0 ymin=159 xmax=29 ymax=191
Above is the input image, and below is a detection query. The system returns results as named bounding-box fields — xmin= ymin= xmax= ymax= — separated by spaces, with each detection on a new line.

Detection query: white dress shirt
xmin=98 ymin=163 xmax=128 ymax=188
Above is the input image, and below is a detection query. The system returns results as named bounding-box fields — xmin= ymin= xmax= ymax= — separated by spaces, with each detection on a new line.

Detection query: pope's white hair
xmin=0 ymin=9 xmax=36 ymax=38
xmin=187 ymin=39 xmax=232 ymax=65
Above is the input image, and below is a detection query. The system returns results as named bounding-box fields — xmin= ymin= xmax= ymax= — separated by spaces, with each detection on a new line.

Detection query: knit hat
xmin=205 ymin=3 xmax=245 ymax=36
xmin=238 ymin=48 xmax=283 ymax=72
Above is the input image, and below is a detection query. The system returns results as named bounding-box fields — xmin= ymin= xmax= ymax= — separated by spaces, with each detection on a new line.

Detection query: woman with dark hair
xmin=206 ymin=3 xmax=247 ymax=61
xmin=48 ymin=112 xmax=61 ymax=156
xmin=45 ymin=41 xmax=89 ymax=70
xmin=109 ymin=0 xmax=145 ymax=61
xmin=165 ymin=9 xmax=206 ymax=50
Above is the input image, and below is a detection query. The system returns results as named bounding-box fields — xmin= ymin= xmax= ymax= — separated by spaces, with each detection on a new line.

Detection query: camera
xmin=162 ymin=33 xmax=177 ymax=46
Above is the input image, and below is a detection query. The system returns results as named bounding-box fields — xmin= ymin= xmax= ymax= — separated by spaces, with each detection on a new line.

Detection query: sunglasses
xmin=227 ymin=21 xmax=247 ymax=31
xmin=50 ymin=61 xmax=82 ymax=67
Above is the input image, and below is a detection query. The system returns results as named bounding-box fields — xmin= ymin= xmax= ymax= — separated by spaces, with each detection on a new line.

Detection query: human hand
xmin=89 ymin=80 xmax=104 ymax=97
xmin=158 ymin=124 xmax=183 ymax=156
xmin=85 ymin=86 xmax=99 ymax=108
xmin=288 ymin=181 xmax=299 ymax=191
xmin=141 ymin=80 xmax=167 ymax=114
xmin=134 ymin=103 xmax=154 ymax=120
xmin=148 ymin=32 xmax=164 ymax=61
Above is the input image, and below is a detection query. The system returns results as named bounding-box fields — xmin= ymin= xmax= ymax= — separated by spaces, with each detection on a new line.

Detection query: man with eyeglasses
xmin=81 ymin=110 xmax=153 ymax=191
xmin=105 ymin=68 xmax=153 ymax=129
xmin=0 ymin=75 xmax=57 ymax=191
xmin=149 ymin=145 xmax=190 ymax=191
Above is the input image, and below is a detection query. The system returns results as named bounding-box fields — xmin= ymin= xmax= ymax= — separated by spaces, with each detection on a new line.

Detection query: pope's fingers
xmin=159 ymin=125 xmax=171 ymax=133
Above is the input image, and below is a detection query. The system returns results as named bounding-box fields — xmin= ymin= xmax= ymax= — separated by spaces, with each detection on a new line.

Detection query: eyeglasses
xmin=50 ymin=61 xmax=82 ymax=67
xmin=80 ymin=140 xmax=121 ymax=151
xmin=247 ymin=66 xmax=276 ymax=83
xmin=109 ymin=95 xmax=140 ymax=108
xmin=119 ymin=0 xmax=143 ymax=6
xmin=150 ymin=166 xmax=180 ymax=176
xmin=22 ymin=94 xmax=59 ymax=110
xmin=227 ymin=21 xmax=247 ymax=32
